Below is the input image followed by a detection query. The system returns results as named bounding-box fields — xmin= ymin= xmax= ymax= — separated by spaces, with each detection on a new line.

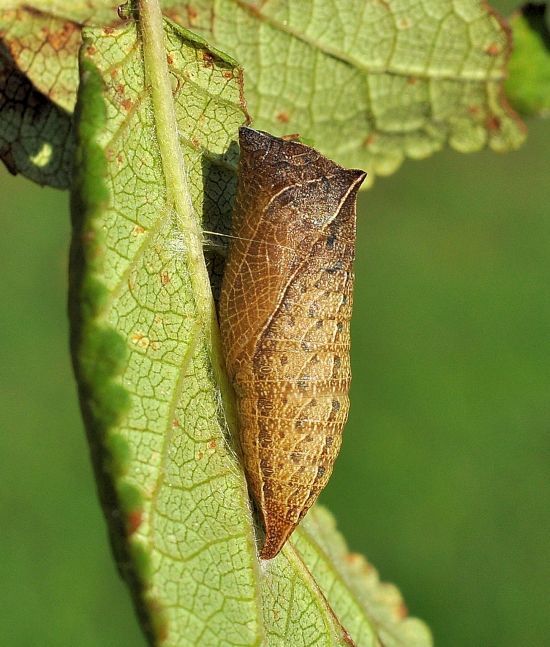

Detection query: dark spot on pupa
xmin=326 ymin=234 xmax=336 ymax=250
xmin=317 ymin=466 xmax=325 ymax=478
xmin=332 ymin=399 xmax=340 ymax=412
xmin=316 ymin=320 xmax=323 ymax=329
xmin=291 ymin=451 xmax=301 ymax=463
xmin=258 ymin=397 xmax=274 ymax=412
xmin=280 ymin=354 xmax=288 ymax=366
xmin=336 ymin=322 xmax=343 ymax=333
xmin=333 ymin=356 xmax=341 ymax=369
xmin=325 ymin=259 xmax=343 ymax=274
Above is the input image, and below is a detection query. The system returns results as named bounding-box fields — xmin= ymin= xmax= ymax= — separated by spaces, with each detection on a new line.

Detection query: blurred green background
xmin=1 ymin=4 xmax=549 ymax=645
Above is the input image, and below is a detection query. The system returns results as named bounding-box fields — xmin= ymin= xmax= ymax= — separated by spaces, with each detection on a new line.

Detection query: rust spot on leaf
xmin=103 ymin=26 xmax=115 ymax=35
xmin=202 ymin=51 xmax=215 ymax=67
xmin=187 ymin=5 xmax=199 ymax=25
xmin=166 ymin=53 xmax=174 ymax=66
xmin=147 ymin=599 xmax=169 ymax=642
xmin=86 ymin=45 xmax=97 ymax=56
xmin=485 ymin=42 xmax=501 ymax=56
xmin=222 ymin=70 xmax=233 ymax=79
xmin=161 ymin=271 xmax=170 ymax=285
xmin=127 ymin=510 xmax=143 ymax=534
xmin=486 ymin=115 xmax=501 ymax=131
xmin=121 ymin=98 xmax=133 ymax=111
xmin=45 ymin=20 xmax=78 ymax=51
xmin=82 ymin=229 xmax=95 ymax=245
xmin=363 ymin=134 xmax=377 ymax=146
xmin=397 ymin=601 xmax=409 ymax=619
xmin=133 ymin=225 xmax=145 ymax=235
xmin=276 ymin=111 xmax=290 ymax=123
xmin=398 ymin=16 xmax=413 ymax=30
xmin=407 ymin=75 xmax=418 ymax=85
xmin=172 ymin=418 xmax=181 ymax=428
xmin=342 ymin=629 xmax=355 ymax=646
xmin=131 ymin=331 xmax=150 ymax=349
xmin=345 ymin=552 xmax=364 ymax=567
xmin=208 ymin=439 xmax=217 ymax=449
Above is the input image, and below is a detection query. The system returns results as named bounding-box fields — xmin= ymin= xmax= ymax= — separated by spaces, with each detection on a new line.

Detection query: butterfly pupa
xmin=219 ymin=127 xmax=366 ymax=559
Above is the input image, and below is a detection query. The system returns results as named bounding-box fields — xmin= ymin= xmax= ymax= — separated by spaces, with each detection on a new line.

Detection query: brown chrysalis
xmin=219 ymin=127 xmax=366 ymax=559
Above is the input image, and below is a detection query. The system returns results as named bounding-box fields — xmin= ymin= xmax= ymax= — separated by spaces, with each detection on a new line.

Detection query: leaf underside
xmin=70 ymin=15 xmax=432 ymax=647
xmin=0 ymin=36 xmax=73 ymax=187
xmin=1 ymin=0 xmax=528 ymax=188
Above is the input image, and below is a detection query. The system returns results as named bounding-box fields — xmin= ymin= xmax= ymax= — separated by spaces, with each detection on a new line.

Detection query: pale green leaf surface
xmin=0 ymin=42 xmax=73 ymax=187
xmin=0 ymin=0 xmax=121 ymax=24
xmin=0 ymin=7 xmax=82 ymax=111
xmin=173 ymin=0 xmax=526 ymax=186
xmin=71 ymin=17 xmax=261 ymax=646
xmin=295 ymin=508 xmax=432 ymax=647
xmin=0 ymin=5 xmax=83 ymax=186
xmin=71 ymin=14 xmax=414 ymax=647
xmin=2 ymin=1 xmax=528 ymax=189
xmin=0 ymin=2 xmax=186 ymax=184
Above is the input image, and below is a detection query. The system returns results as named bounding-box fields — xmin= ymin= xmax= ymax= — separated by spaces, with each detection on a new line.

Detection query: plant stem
xmin=136 ymin=0 xmax=242 ymax=451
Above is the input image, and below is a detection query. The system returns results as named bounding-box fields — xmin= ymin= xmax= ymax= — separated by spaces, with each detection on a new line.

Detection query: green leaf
xmin=0 ymin=6 xmax=82 ymax=112
xmin=0 ymin=41 xmax=73 ymax=187
xmin=296 ymin=508 xmax=432 ymax=647
xmin=506 ymin=3 xmax=550 ymax=116
xmin=0 ymin=0 xmax=122 ymax=25
xmin=0 ymin=2 xmax=181 ymax=184
xmin=172 ymin=0 xmax=527 ymax=187
xmin=70 ymin=8 xmax=431 ymax=646
xmin=2 ymin=1 xmax=528 ymax=188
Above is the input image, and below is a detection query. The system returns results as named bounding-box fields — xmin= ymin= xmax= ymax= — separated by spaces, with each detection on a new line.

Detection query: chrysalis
xmin=219 ymin=127 xmax=366 ymax=559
